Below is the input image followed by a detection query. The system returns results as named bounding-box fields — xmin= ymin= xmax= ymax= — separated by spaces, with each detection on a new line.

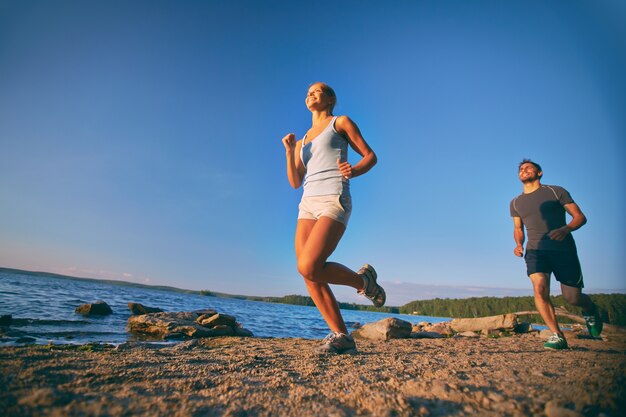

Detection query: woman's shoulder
xmin=333 ymin=115 xmax=358 ymax=133
xmin=334 ymin=114 xmax=355 ymax=127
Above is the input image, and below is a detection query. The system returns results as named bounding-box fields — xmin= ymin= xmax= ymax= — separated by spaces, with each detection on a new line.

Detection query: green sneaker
xmin=583 ymin=305 xmax=603 ymax=338
xmin=544 ymin=333 xmax=569 ymax=350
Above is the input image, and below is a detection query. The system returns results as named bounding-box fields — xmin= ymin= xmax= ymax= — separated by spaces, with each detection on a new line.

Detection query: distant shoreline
xmin=0 ymin=266 xmax=255 ymax=299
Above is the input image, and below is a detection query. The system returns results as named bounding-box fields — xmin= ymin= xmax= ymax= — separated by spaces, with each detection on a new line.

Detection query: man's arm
xmin=513 ymin=216 xmax=525 ymax=257
xmin=548 ymin=202 xmax=587 ymax=241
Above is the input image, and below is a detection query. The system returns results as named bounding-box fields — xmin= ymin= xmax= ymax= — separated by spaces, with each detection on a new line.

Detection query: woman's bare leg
xmin=296 ymin=217 xmax=363 ymax=288
xmin=304 ymin=280 xmax=347 ymax=334
xmin=295 ymin=217 xmax=364 ymax=333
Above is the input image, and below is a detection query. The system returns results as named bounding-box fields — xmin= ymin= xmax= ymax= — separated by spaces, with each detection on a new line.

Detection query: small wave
xmin=11 ymin=318 xmax=91 ymax=326
xmin=27 ymin=330 xmax=124 ymax=337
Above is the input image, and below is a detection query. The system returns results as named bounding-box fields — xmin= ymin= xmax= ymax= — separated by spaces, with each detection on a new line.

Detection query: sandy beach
xmin=1 ymin=330 xmax=625 ymax=417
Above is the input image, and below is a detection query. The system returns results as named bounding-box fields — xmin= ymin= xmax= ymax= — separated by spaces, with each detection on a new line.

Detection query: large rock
xmin=412 ymin=322 xmax=454 ymax=337
xmin=514 ymin=322 xmax=533 ymax=333
xmin=127 ymin=311 xmax=253 ymax=340
xmin=544 ymin=400 xmax=584 ymax=417
xmin=128 ymin=303 xmax=163 ymax=315
xmin=352 ymin=318 xmax=412 ymax=341
xmin=75 ymin=301 xmax=113 ymax=316
xmin=450 ymin=314 xmax=518 ymax=333
xmin=198 ymin=313 xmax=236 ymax=328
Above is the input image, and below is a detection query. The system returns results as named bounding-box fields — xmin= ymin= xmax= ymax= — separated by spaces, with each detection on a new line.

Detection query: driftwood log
xmin=513 ymin=308 xmax=626 ymax=334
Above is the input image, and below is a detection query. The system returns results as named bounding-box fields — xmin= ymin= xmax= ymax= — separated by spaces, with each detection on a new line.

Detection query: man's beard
xmin=521 ymin=174 xmax=539 ymax=183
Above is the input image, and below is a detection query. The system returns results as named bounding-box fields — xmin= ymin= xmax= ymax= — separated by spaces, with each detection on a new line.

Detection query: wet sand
xmin=1 ymin=330 xmax=624 ymax=417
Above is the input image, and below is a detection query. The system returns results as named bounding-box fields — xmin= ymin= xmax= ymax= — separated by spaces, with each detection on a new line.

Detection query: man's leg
xmin=561 ymin=284 xmax=603 ymax=337
xmin=554 ymin=251 xmax=603 ymax=337
xmin=529 ymin=273 xmax=563 ymax=337
xmin=560 ymin=284 xmax=594 ymax=312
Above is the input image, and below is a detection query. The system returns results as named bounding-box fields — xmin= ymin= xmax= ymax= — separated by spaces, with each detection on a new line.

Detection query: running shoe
xmin=357 ymin=264 xmax=386 ymax=308
xmin=315 ymin=332 xmax=358 ymax=355
xmin=544 ymin=333 xmax=569 ymax=350
xmin=583 ymin=305 xmax=603 ymax=338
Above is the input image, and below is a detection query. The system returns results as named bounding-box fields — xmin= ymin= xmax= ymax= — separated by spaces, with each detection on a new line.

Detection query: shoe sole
xmin=360 ymin=264 xmax=386 ymax=307
xmin=543 ymin=345 xmax=569 ymax=350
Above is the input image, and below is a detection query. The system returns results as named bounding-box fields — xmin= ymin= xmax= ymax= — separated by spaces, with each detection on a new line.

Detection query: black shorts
xmin=524 ymin=249 xmax=584 ymax=288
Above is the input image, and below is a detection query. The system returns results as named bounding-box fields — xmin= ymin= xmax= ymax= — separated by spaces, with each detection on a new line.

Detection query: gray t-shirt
xmin=510 ymin=185 xmax=577 ymax=251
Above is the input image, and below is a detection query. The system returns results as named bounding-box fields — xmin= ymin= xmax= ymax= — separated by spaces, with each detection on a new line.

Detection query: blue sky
xmin=1 ymin=0 xmax=624 ymax=306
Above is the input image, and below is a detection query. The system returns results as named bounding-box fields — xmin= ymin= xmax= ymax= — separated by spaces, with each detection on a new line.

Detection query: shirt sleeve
xmin=554 ymin=186 xmax=575 ymax=206
xmin=510 ymin=198 xmax=520 ymax=217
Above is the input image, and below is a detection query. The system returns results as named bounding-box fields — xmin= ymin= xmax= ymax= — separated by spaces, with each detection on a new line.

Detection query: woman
xmin=281 ymin=82 xmax=385 ymax=354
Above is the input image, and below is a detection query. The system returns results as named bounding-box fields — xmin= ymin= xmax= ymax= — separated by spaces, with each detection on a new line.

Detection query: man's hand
xmin=548 ymin=226 xmax=571 ymax=242
xmin=513 ymin=245 xmax=524 ymax=257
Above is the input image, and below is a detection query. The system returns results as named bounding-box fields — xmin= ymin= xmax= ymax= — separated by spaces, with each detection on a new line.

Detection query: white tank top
xmin=300 ymin=116 xmax=350 ymax=197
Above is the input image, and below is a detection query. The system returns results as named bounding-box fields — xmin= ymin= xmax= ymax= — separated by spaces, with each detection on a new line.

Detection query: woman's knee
xmin=297 ymin=258 xmax=323 ymax=282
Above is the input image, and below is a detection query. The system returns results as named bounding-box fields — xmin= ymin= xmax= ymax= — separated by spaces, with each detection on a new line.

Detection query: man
xmin=510 ymin=159 xmax=602 ymax=349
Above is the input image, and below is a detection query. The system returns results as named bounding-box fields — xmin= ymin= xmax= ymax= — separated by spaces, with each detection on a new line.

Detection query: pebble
xmin=544 ymin=400 xmax=584 ymax=417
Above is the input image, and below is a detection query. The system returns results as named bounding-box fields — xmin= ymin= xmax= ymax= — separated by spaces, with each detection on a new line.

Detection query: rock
xmin=423 ymin=322 xmax=454 ymax=336
xmin=127 ymin=311 xmax=253 ymax=339
xmin=544 ymin=400 xmax=584 ymax=417
xmin=450 ymin=314 xmax=518 ymax=333
xmin=195 ymin=313 xmax=215 ymax=324
xmin=199 ymin=313 xmax=237 ymax=328
xmin=352 ymin=318 xmax=412 ymax=341
xmin=210 ymin=325 xmax=235 ymax=336
xmin=75 ymin=301 xmax=113 ymax=316
xmin=234 ymin=327 xmax=254 ymax=337
xmin=456 ymin=331 xmax=480 ymax=338
xmin=540 ymin=329 xmax=554 ymax=339
xmin=128 ymin=302 xmax=163 ymax=315
xmin=168 ymin=325 xmax=217 ymax=339
xmin=128 ymin=312 xmax=209 ymax=338
xmin=514 ymin=322 xmax=533 ymax=333
xmin=482 ymin=328 xmax=512 ymax=337
xmin=0 ymin=314 xmax=11 ymax=326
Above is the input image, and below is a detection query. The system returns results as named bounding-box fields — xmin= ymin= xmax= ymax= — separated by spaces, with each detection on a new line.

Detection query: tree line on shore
xmin=201 ymin=292 xmax=625 ymax=326
xmin=400 ymin=294 xmax=625 ymax=326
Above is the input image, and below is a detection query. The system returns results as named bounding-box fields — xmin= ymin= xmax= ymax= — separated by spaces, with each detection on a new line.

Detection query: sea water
xmin=0 ymin=270 xmax=448 ymax=345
